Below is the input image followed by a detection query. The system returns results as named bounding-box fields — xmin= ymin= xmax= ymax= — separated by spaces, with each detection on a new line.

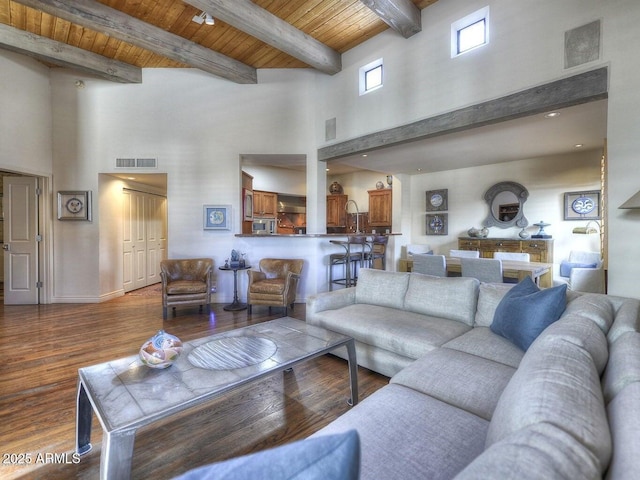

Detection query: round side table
xmin=218 ymin=265 xmax=251 ymax=311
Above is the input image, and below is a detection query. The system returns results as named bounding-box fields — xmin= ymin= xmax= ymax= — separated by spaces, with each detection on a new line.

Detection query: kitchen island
xmin=232 ymin=232 xmax=402 ymax=304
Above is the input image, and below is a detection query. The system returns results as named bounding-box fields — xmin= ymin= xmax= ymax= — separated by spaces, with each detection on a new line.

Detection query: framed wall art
xmin=426 ymin=189 xmax=448 ymax=212
xmin=426 ymin=213 xmax=448 ymax=235
xmin=57 ymin=191 xmax=92 ymax=221
xmin=564 ymin=190 xmax=601 ymax=220
xmin=204 ymin=204 xmax=232 ymax=230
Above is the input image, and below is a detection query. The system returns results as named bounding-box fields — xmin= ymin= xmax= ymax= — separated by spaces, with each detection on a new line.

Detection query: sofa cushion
xmin=355 ymin=269 xmax=410 ymax=310
xmin=312 ymin=384 xmax=489 ymax=480
xmin=457 ymin=422 xmax=602 ymax=480
xmin=442 ymin=327 xmax=524 ymax=368
xmin=310 ymin=303 xmax=470 ymax=360
xmin=486 ymin=330 xmax=611 ymax=473
xmin=606 ymin=382 xmax=640 ymax=479
xmin=607 ymin=298 xmax=640 ymax=343
xmin=490 ymin=277 xmax=567 ymax=350
xmin=174 ymin=430 xmax=360 ymax=480
xmin=561 ymin=293 xmax=614 ymax=334
xmin=404 ymin=275 xmax=480 ymax=326
xmin=390 ymin=348 xmax=516 ymax=421
xmin=474 ymin=283 xmax=515 ymax=327
xmin=602 ymin=331 xmax=640 ymax=403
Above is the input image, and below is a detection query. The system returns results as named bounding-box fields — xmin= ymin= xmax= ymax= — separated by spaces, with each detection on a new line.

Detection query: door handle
xmin=2 ymin=244 xmax=9 ymax=251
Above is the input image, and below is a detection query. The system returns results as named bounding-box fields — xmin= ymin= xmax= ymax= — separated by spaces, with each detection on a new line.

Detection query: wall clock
xmin=58 ymin=191 xmax=92 ymax=221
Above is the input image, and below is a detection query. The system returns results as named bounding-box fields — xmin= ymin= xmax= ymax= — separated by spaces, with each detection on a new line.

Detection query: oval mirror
xmin=483 ymin=181 xmax=529 ymax=228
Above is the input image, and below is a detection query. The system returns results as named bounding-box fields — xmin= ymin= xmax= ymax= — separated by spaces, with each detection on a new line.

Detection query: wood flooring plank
xmin=0 ymin=285 xmax=387 ymax=479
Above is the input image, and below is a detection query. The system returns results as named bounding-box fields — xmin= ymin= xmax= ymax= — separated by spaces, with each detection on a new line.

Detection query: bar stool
xmin=366 ymin=235 xmax=388 ymax=270
xmin=329 ymin=236 xmax=367 ymax=290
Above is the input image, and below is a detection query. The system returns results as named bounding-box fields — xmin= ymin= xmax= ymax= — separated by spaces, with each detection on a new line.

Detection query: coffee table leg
xmin=76 ymin=380 xmax=93 ymax=456
xmin=345 ymin=340 xmax=359 ymax=406
xmin=101 ymin=429 xmax=137 ymax=480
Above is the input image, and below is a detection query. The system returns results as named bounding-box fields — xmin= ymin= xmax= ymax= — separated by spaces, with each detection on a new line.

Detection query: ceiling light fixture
xmin=192 ymin=12 xmax=214 ymax=25
xmin=544 ymin=112 xmax=560 ymax=118
xmin=574 ymin=144 xmax=584 ymax=148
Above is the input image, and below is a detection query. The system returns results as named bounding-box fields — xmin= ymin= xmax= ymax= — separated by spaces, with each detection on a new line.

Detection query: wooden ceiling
xmin=0 ymin=0 xmax=437 ymax=83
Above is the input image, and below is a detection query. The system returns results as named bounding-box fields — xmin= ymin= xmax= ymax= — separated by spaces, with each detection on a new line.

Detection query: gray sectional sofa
xmin=306 ymin=268 xmax=640 ymax=479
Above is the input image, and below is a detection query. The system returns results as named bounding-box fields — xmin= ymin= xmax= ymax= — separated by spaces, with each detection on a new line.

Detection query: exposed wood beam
xmin=319 ymin=67 xmax=609 ymax=161
xmin=360 ymin=0 xmax=421 ymax=38
xmin=0 ymin=23 xmax=141 ymax=83
xmin=13 ymin=0 xmax=257 ymax=84
xmin=185 ymin=0 xmax=342 ymax=75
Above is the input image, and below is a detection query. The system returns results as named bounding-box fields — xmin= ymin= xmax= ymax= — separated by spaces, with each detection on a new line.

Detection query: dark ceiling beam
xmin=319 ymin=67 xmax=609 ymax=161
xmin=185 ymin=0 xmax=342 ymax=75
xmin=0 ymin=23 xmax=141 ymax=83
xmin=360 ymin=0 xmax=422 ymax=38
xmin=13 ymin=0 xmax=257 ymax=84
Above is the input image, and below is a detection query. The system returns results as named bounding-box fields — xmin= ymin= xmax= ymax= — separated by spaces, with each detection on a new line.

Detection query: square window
xmin=365 ymin=65 xmax=383 ymax=91
xmin=451 ymin=6 xmax=490 ymax=57
xmin=458 ymin=19 xmax=486 ymax=54
xmin=359 ymin=58 xmax=383 ymax=95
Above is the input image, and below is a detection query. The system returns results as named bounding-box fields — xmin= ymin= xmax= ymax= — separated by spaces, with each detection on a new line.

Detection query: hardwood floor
xmin=0 ymin=286 xmax=388 ymax=479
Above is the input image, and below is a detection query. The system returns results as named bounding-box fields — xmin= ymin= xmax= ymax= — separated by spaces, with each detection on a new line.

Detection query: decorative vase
xmin=376 ymin=181 xmax=385 ymax=190
xmin=139 ymin=330 xmax=183 ymax=369
xmin=519 ymin=228 xmax=530 ymax=239
xmin=329 ymin=181 xmax=343 ymax=194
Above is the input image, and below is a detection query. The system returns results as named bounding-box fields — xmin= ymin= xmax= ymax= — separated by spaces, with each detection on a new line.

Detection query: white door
xmin=123 ymin=189 xmax=147 ymax=292
xmin=3 ymin=176 xmax=39 ymax=304
xmin=145 ymin=194 xmax=167 ymax=284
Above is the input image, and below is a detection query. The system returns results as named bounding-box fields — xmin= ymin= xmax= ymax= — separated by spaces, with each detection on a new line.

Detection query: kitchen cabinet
xmin=458 ymin=237 xmax=554 ymax=263
xmin=254 ymin=190 xmax=277 ymax=217
xmin=327 ymin=194 xmax=348 ymax=227
xmin=368 ymin=189 xmax=392 ymax=227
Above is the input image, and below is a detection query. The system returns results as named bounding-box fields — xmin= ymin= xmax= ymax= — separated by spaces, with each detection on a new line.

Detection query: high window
xmin=359 ymin=58 xmax=383 ymax=95
xmin=451 ymin=7 xmax=490 ymax=57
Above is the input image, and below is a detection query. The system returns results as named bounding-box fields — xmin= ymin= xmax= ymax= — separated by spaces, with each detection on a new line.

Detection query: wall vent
xmin=115 ymin=158 xmax=158 ymax=169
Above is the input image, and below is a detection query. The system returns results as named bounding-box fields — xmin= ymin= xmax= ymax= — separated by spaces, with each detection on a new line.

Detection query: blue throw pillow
xmin=490 ymin=276 xmax=567 ymax=351
xmin=172 ymin=430 xmax=360 ymax=480
xmin=559 ymin=260 xmax=598 ymax=278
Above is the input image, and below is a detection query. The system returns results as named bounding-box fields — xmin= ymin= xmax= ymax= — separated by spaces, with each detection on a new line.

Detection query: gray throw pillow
xmin=490 ymin=277 xmax=567 ymax=350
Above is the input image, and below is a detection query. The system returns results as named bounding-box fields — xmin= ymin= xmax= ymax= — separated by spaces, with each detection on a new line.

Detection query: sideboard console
xmin=457 ymin=237 xmax=554 ymax=263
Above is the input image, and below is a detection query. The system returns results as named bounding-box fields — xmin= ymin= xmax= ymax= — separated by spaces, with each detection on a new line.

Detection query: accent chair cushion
xmin=559 ymin=260 xmax=597 ymax=278
xmin=173 ymin=430 xmax=360 ymax=480
xmin=490 ymin=277 xmax=567 ymax=350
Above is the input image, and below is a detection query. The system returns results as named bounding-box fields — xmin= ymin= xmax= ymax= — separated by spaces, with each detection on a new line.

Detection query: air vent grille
xmin=115 ymin=158 xmax=158 ymax=169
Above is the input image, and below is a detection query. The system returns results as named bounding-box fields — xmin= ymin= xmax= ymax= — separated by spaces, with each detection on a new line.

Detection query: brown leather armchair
xmin=160 ymin=258 xmax=214 ymax=319
xmin=247 ymin=259 xmax=303 ymax=316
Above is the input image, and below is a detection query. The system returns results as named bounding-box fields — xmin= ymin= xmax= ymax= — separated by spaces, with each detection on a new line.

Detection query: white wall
xmin=243 ymin=165 xmax=306 ymax=195
xmin=0 ymin=51 xmax=52 ymax=176
xmin=406 ymin=150 xmax=602 ymax=266
xmin=50 ymin=68 xmax=320 ymax=302
xmin=315 ymin=0 xmax=640 ymax=297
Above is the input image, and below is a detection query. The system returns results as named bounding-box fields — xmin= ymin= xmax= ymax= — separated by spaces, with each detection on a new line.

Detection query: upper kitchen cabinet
xmin=254 ymin=190 xmax=278 ymax=217
xmin=368 ymin=189 xmax=392 ymax=227
xmin=327 ymin=194 xmax=348 ymax=228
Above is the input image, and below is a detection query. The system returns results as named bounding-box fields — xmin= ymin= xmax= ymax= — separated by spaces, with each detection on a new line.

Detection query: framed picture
xmin=57 ymin=191 xmax=92 ymax=221
xmin=204 ymin=204 xmax=232 ymax=230
xmin=564 ymin=190 xmax=601 ymax=220
xmin=426 ymin=189 xmax=448 ymax=212
xmin=243 ymin=189 xmax=253 ymax=220
xmin=426 ymin=213 xmax=448 ymax=235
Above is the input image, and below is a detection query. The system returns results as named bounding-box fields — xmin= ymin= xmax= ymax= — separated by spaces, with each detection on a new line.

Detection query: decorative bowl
xmin=139 ymin=330 xmax=183 ymax=369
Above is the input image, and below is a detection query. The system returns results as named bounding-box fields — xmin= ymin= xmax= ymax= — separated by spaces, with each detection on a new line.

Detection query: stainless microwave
xmin=252 ymin=218 xmax=277 ymax=234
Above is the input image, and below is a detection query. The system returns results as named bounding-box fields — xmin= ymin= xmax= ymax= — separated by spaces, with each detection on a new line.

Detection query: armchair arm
xmin=282 ymin=271 xmax=301 ymax=305
xmin=570 ymin=267 xmax=605 ymax=294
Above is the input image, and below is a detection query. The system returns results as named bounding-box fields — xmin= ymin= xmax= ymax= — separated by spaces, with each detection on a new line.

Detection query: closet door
xmin=146 ymin=194 xmax=167 ymax=284
xmin=123 ymin=190 xmax=147 ymax=292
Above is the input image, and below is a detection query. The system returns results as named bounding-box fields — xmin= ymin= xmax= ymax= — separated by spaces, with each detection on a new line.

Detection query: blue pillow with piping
xmin=559 ymin=260 xmax=598 ymax=278
xmin=490 ymin=276 xmax=567 ymax=351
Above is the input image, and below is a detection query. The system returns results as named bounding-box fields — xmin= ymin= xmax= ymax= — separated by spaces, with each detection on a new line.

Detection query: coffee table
xmin=75 ymin=317 xmax=358 ymax=480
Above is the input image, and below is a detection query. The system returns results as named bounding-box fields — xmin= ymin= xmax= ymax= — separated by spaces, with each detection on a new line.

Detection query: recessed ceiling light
xmin=574 ymin=144 xmax=584 ymax=148
xmin=326 ymin=168 xmax=330 ymax=171
xmin=362 ymin=154 xmax=368 ymax=157
xmin=416 ymin=168 xmax=422 ymax=172
xmin=544 ymin=112 xmax=560 ymax=118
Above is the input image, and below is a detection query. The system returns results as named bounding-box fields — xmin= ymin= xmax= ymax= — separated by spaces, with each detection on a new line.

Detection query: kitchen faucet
xmin=345 ymin=199 xmax=361 ymax=233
